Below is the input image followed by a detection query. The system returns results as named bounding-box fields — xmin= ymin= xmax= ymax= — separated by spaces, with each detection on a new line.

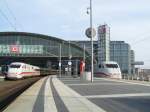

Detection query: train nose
xmin=8 ymin=73 xmax=16 ymax=76
xmin=7 ymin=72 xmax=19 ymax=78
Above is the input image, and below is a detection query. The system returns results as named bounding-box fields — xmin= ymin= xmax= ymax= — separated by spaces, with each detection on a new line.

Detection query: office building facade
xmin=110 ymin=41 xmax=133 ymax=74
xmin=97 ymin=24 xmax=110 ymax=64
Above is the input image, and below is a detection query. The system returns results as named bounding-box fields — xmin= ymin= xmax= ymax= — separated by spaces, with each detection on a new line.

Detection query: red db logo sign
xmin=10 ymin=45 xmax=19 ymax=53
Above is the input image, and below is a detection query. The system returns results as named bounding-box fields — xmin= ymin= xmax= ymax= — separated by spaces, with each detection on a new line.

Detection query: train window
xmin=99 ymin=64 xmax=101 ymax=68
xmin=10 ymin=65 xmax=21 ymax=68
xmin=99 ymin=64 xmax=104 ymax=68
xmin=114 ymin=64 xmax=118 ymax=68
xmin=35 ymin=69 xmax=40 ymax=71
xmin=106 ymin=64 xmax=118 ymax=68
xmin=22 ymin=65 xmax=25 ymax=69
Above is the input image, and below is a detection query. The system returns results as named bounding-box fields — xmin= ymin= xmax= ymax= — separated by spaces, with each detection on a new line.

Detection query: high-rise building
xmin=97 ymin=24 xmax=110 ymax=64
xmin=110 ymin=41 xmax=133 ymax=74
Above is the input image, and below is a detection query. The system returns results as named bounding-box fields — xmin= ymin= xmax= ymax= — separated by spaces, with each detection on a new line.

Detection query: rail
xmin=0 ymin=77 xmax=41 ymax=111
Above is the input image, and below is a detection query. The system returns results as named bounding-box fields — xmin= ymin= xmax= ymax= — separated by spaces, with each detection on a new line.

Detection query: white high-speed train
xmin=7 ymin=62 xmax=40 ymax=79
xmin=94 ymin=61 xmax=122 ymax=79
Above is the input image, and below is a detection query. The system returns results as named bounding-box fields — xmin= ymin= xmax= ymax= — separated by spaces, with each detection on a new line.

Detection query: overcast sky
xmin=0 ymin=0 xmax=150 ymax=68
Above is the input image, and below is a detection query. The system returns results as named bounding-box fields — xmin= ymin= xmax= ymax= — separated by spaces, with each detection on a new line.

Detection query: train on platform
xmin=6 ymin=62 xmax=57 ymax=79
xmin=94 ymin=61 xmax=122 ymax=79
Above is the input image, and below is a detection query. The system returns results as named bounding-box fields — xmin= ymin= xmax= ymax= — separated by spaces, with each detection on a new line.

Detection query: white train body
xmin=7 ymin=62 xmax=40 ymax=79
xmin=94 ymin=61 xmax=122 ymax=79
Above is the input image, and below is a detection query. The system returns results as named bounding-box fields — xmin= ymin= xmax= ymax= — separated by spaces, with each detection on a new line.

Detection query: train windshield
xmin=105 ymin=64 xmax=118 ymax=68
xmin=9 ymin=64 xmax=21 ymax=68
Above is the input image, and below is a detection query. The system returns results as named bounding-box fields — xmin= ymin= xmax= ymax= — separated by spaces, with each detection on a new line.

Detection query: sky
xmin=0 ymin=0 xmax=150 ymax=68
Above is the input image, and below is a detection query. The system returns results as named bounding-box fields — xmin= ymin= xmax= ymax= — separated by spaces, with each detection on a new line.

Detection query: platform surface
xmin=3 ymin=76 xmax=106 ymax=112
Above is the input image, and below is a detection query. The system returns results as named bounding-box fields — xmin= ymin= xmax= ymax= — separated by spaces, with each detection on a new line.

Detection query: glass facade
xmin=0 ymin=32 xmax=88 ymax=58
xmin=71 ymin=41 xmax=98 ymax=62
xmin=110 ymin=41 xmax=133 ymax=74
xmin=98 ymin=24 xmax=110 ymax=64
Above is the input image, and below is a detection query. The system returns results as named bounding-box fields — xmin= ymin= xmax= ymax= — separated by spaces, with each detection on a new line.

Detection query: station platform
xmin=3 ymin=76 xmax=106 ymax=112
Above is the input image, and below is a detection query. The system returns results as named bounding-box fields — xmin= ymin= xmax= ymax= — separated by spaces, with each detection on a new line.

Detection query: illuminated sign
xmin=0 ymin=45 xmax=43 ymax=54
xmin=21 ymin=45 xmax=43 ymax=54
xmin=10 ymin=45 xmax=19 ymax=53
xmin=0 ymin=45 xmax=9 ymax=53
xmin=99 ymin=27 xmax=106 ymax=34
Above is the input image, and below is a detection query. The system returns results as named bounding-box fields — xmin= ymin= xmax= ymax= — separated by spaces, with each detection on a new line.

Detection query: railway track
xmin=0 ymin=77 xmax=42 ymax=111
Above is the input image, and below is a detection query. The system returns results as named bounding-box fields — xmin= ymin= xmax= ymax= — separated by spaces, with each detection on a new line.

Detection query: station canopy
xmin=0 ymin=32 xmax=89 ymax=58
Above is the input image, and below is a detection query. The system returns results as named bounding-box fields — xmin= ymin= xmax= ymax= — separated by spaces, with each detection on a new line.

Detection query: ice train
xmin=94 ymin=61 xmax=122 ymax=79
xmin=6 ymin=62 xmax=40 ymax=79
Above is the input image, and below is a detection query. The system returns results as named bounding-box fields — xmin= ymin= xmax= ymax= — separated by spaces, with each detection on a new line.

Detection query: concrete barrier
xmin=80 ymin=72 xmax=91 ymax=81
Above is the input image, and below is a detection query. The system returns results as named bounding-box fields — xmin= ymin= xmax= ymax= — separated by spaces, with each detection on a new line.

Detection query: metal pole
xmin=76 ymin=59 xmax=78 ymax=75
xmin=68 ymin=41 xmax=72 ymax=76
xmin=83 ymin=44 xmax=85 ymax=62
xmin=59 ymin=44 xmax=62 ymax=78
xmin=90 ymin=0 xmax=93 ymax=82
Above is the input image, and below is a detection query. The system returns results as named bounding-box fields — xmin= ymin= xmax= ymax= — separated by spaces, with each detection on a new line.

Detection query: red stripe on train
xmin=94 ymin=72 xmax=110 ymax=77
xmin=20 ymin=72 xmax=38 ymax=75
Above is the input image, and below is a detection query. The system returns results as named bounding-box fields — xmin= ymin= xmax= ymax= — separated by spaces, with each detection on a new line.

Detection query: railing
xmin=122 ymin=74 xmax=150 ymax=82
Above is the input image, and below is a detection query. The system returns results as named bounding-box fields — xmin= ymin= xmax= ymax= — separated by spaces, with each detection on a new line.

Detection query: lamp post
xmin=86 ymin=0 xmax=95 ymax=82
xmin=90 ymin=0 xmax=94 ymax=82
xmin=68 ymin=41 xmax=72 ymax=76
xmin=59 ymin=44 xmax=62 ymax=78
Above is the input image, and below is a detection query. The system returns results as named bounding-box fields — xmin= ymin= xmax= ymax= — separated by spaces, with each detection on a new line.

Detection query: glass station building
xmin=0 ymin=32 xmax=89 ymax=69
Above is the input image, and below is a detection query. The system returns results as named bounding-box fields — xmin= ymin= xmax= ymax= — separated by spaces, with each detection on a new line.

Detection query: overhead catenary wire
xmin=3 ymin=0 xmax=24 ymax=31
xmin=0 ymin=8 xmax=17 ymax=31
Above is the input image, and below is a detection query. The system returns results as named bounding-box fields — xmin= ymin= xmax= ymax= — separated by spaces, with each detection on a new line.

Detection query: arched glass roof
xmin=0 ymin=32 xmax=90 ymax=58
